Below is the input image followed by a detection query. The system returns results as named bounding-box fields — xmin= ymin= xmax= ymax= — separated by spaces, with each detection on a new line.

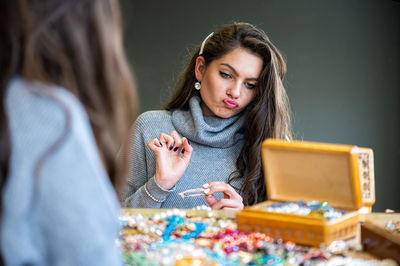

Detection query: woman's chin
xmin=215 ymin=111 xmax=237 ymax=119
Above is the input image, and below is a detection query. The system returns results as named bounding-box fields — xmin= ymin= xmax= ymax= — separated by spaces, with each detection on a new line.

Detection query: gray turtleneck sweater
xmin=122 ymin=96 xmax=246 ymax=208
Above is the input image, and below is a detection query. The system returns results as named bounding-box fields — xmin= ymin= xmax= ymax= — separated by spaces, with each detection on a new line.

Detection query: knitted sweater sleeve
xmin=122 ymin=112 xmax=175 ymax=208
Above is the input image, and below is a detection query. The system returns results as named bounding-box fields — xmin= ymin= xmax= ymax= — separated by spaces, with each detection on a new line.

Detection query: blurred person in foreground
xmin=0 ymin=0 xmax=137 ymax=265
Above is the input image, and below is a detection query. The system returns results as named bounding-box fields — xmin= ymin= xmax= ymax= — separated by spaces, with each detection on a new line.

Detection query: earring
xmin=194 ymin=82 xmax=201 ymax=90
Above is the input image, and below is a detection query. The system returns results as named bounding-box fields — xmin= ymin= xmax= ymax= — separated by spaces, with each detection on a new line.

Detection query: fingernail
xmin=204 ymin=188 xmax=210 ymax=194
xmin=173 ymin=147 xmax=178 ymax=152
xmin=169 ymin=145 xmax=173 ymax=150
xmin=202 ymin=183 xmax=209 ymax=188
xmin=159 ymin=142 xmax=163 ymax=147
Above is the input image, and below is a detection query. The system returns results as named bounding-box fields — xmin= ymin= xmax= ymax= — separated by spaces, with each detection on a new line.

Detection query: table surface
xmin=122 ymin=208 xmax=400 ymax=223
xmin=121 ymin=209 xmax=400 ymax=263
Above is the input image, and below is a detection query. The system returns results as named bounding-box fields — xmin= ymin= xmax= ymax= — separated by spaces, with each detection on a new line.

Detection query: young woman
xmin=122 ymin=22 xmax=291 ymax=210
xmin=0 ymin=0 xmax=136 ymax=265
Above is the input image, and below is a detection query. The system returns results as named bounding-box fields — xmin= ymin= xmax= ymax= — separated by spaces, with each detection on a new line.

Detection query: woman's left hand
xmin=203 ymin=181 xmax=244 ymax=210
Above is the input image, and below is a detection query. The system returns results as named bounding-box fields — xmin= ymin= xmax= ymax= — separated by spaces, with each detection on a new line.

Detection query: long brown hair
xmin=0 ymin=0 xmax=136 ymax=262
xmin=165 ymin=22 xmax=291 ymax=205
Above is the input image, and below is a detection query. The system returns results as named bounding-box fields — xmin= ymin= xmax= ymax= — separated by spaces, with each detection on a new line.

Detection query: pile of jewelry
xmin=262 ymin=201 xmax=347 ymax=220
xmin=118 ymin=208 xmax=351 ymax=265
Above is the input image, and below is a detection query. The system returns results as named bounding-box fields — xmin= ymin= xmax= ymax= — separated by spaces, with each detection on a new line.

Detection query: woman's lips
xmin=223 ymin=98 xmax=239 ymax=109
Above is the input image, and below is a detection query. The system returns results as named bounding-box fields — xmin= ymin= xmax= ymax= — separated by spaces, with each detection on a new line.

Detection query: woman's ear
xmin=194 ymin=56 xmax=205 ymax=81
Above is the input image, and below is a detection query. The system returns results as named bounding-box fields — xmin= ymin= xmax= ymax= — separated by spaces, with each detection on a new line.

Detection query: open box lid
xmin=261 ymin=139 xmax=369 ymax=210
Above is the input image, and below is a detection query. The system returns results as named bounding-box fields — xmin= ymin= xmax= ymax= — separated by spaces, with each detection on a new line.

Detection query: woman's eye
xmin=219 ymin=71 xmax=231 ymax=79
xmin=245 ymin=82 xmax=256 ymax=89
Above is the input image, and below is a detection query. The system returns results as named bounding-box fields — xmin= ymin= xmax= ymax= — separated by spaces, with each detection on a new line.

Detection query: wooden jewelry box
xmin=236 ymin=139 xmax=375 ymax=247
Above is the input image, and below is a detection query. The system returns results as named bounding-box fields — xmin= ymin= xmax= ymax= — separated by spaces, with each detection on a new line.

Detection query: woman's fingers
xmin=169 ymin=130 xmax=182 ymax=152
xmin=204 ymin=193 xmax=217 ymax=206
xmin=203 ymin=182 xmax=244 ymax=210
xmin=159 ymin=131 xmax=187 ymax=152
xmin=147 ymin=138 xmax=162 ymax=153
xmin=205 ymin=181 xmax=241 ymax=200
xmin=180 ymin=137 xmax=192 ymax=165
xmin=159 ymin=133 xmax=174 ymax=150
xmin=209 ymin=198 xmax=244 ymax=210
xmin=149 ymin=133 xmax=192 ymax=160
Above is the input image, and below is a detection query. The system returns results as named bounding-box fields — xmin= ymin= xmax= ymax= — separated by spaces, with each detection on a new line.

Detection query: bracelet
xmin=144 ymin=183 xmax=165 ymax=203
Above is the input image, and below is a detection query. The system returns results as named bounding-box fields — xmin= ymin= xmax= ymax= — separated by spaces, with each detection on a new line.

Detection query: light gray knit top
xmin=122 ymin=96 xmax=247 ymax=208
xmin=2 ymin=78 xmax=121 ymax=265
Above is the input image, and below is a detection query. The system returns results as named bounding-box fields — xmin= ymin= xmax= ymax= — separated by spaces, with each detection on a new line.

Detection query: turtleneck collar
xmin=171 ymin=96 xmax=247 ymax=148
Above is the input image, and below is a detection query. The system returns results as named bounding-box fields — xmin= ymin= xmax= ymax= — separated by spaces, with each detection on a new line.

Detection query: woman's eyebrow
xmin=220 ymin=63 xmax=258 ymax=81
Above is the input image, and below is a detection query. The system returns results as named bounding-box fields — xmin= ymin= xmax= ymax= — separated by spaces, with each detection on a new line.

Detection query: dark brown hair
xmin=0 ymin=0 xmax=136 ymax=263
xmin=165 ymin=22 xmax=291 ymax=206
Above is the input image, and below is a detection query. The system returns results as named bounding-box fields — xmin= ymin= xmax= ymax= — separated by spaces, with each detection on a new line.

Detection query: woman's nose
xmin=227 ymin=82 xmax=241 ymax=99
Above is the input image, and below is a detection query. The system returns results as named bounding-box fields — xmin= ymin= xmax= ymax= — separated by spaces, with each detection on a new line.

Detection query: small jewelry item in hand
xmin=178 ymin=188 xmax=205 ymax=199
xmin=179 ymin=184 xmax=210 ymax=199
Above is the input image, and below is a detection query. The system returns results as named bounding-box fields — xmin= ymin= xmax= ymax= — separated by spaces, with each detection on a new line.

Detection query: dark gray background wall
xmin=120 ymin=0 xmax=400 ymax=212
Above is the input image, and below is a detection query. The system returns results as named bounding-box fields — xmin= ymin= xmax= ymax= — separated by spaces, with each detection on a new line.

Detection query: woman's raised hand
xmin=203 ymin=182 xmax=244 ymax=210
xmin=147 ymin=130 xmax=193 ymax=190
